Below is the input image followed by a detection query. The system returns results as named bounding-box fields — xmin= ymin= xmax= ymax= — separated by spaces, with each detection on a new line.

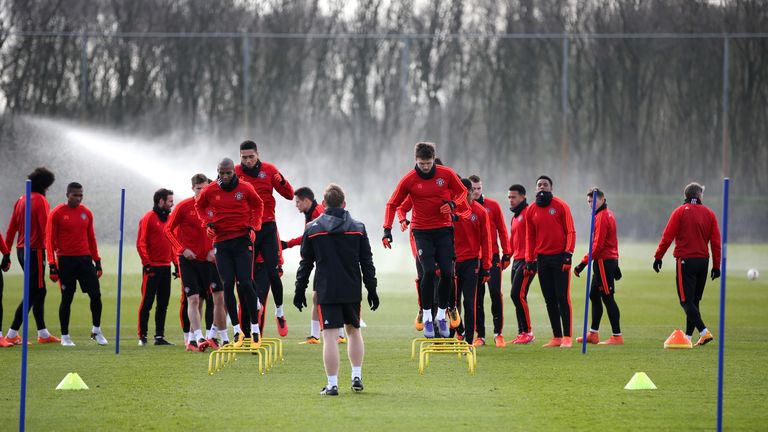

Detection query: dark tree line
xmin=1 ymin=0 xmax=766 ymax=198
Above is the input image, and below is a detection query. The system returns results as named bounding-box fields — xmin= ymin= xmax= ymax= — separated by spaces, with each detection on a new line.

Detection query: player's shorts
xmin=318 ymin=303 xmax=361 ymax=329
xmin=57 ymin=255 xmax=99 ymax=294
xmin=590 ymin=259 xmax=618 ymax=295
xmin=179 ymin=257 xmax=222 ymax=297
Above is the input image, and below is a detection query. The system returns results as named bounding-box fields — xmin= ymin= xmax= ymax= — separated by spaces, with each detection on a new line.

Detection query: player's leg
xmin=458 ymin=259 xmax=479 ymax=345
xmin=343 ymin=303 xmax=364 ymax=391
xmin=475 ymin=268 xmax=487 ymax=342
xmin=232 ymin=237 xmax=261 ymax=346
xmin=488 ymin=254 xmax=504 ymax=345
xmin=137 ymin=265 xmax=158 ymax=345
xmin=214 ymin=240 xmax=242 ymax=338
xmin=434 ymin=228 xmax=456 ymax=337
xmin=676 ymin=258 xmax=706 ymax=340
xmin=180 ymin=259 xmax=202 ymax=350
xmin=691 ymin=258 xmax=712 ymax=345
xmin=319 ymin=304 xmax=341 ymax=395
xmin=58 ymin=257 xmax=77 ymax=346
xmin=413 ymin=231 xmax=437 ymax=336
xmin=153 ymin=266 xmax=172 ymax=345
xmin=0 ymin=271 xmax=4 ymax=342
xmin=537 ymin=256 xmax=561 ymax=341
xmin=77 ymin=257 xmax=106 ymax=345
xmin=510 ymin=260 xmax=529 ymax=341
xmin=597 ymin=259 xmax=622 ymax=344
xmin=553 ymin=253 xmax=573 ymax=344
xmin=260 ymin=223 xmax=287 ymax=333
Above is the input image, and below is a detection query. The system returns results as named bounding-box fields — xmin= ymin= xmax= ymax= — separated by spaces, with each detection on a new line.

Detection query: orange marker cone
xmin=663 ymin=329 xmax=692 ymax=349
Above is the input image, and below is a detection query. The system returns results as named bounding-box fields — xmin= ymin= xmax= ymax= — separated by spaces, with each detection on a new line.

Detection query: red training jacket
xmin=6 ymin=192 xmax=50 ymax=250
xmin=384 ymin=165 xmax=469 ymax=230
xmin=236 ymin=161 xmax=293 ymax=224
xmin=285 ymin=201 xmax=325 ymax=249
xmin=581 ymin=206 xmax=619 ymax=263
xmin=137 ymin=210 xmax=173 ymax=266
xmin=0 ymin=232 xmax=9 ymax=256
xmin=509 ymin=204 xmax=530 ymax=261
xmin=654 ymin=201 xmax=721 ymax=269
xmin=164 ymin=197 xmax=212 ymax=261
xmin=454 ymin=200 xmax=492 ymax=270
xmin=525 ymin=196 xmax=576 ymax=261
xmin=46 ymin=203 xmax=100 ymax=263
xmin=478 ymin=196 xmax=511 ymax=256
xmin=195 ymin=179 xmax=264 ymax=244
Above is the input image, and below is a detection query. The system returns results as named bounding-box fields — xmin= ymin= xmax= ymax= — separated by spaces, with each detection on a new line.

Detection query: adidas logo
xmin=324 ymin=320 xmax=330 ymax=325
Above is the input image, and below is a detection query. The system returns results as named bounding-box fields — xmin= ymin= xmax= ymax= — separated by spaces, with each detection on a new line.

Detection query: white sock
xmin=436 ymin=308 xmax=446 ymax=320
xmin=493 ymin=333 xmax=499 ymax=338
xmin=7 ymin=329 xmax=18 ymax=338
xmin=422 ymin=309 xmax=433 ymax=322
xmin=62 ymin=334 xmax=70 ymax=339
xmin=233 ymin=324 xmax=241 ymax=335
xmin=183 ymin=332 xmax=190 ymax=344
xmin=590 ymin=329 xmax=599 ymax=333
xmin=194 ymin=329 xmax=203 ymax=341
xmin=275 ymin=305 xmax=284 ymax=317
xmin=613 ymin=333 xmax=622 ymax=336
xmin=700 ymin=328 xmax=709 ymax=337
xmin=38 ymin=328 xmax=50 ymax=338
xmin=339 ymin=327 xmax=345 ymax=338
xmin=219 ymin=329 xmax=229 ymax=342
xmin=0 ymin=331 xmax=4 ymax=338
xmin=327 ymin=375 xmax=338 ymax=387
xmin=311 ymin=320 xmax=321 ymax=338
xmin=351 ymin=366 xmax=362 ymax=379
xmin=92 ymin=326 xmax=102 ymax=335
xmin=685 ymin=334 xmax=693 ymax=341
xmin=251 ymin=323 xmax=260 ymax=334
xmin=207 ymin=327 xmax=215 ymax=339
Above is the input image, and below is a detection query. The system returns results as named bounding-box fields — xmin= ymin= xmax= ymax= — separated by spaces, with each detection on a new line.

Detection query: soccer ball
xmin=747 ymin=269 xmax=759 ymax=281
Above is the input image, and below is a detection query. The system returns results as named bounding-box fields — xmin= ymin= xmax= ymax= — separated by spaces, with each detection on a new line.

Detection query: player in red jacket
xmin=236 ymin=140 xmax=294 ymax=337
xmin=573 ymin=188 xmax=623 ymax=345
xmin=0 ymin=231 xmax=10 ymax=347
xmin=196 ymin=158 xmax=264 ymax=349
xmin=383 ymin=142 xmax=469 ymax=338
xmin=452 ymin=178 xmax=492 ymax=346
xmin=47 ymin=182 xmax=107 ymax=347
xmin=165 ymin=174 xmax=227 ymax=351
xmin=507 ymin=184 xmax=537 ymax=345
xmin=468 ymin=175 xmax=512 ymax=347
xmin=280 ymin=187 xmax=330 ymax=344
xmin=137 ymin=188 xmax=175 ymax=346
xmin=525 ymin=175 xmax=576 ymax=348
xmin=3 ymin=167 xmax=59 ymax=346
xmin=654 ymin=182 xmax=721 ymax=347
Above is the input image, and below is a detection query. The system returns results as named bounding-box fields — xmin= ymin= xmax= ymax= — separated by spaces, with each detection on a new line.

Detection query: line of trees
xmin=1 ymin=0 xmax=766 ymax=197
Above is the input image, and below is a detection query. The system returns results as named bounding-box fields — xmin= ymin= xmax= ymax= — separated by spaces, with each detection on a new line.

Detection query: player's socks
xmin=436 ymin=308 xmax=446 ymax=320
xmin=38 ymin=328 xmax=51 ymax=338
xmin=327 ymin=375 xmax=338 ymax=387
xmin=685 ymin=334 xmax=693 ymax=341
xmin=700 ymin=328 xmax=709 ymax=337
xmin=183 ymin=332 xmax=189 ymax=344
xmin=7 ymin=329 xmax=18 ymax=339
xmin=351 ymin=366 xmax=362 ymax=379
xmin=275 ymin=305 xmax=284 ymax=317
xmin=219 ymin=329 xmax=229 ymax=343
xmin=0 ymin=331 xmax=4 ymax=338
xmin=193 ymin=329 xmax=204 ymax=342
xmin=251 ymin=323 xmax=260 ymax=334
xmin=311 ymin=320 xmax=321 ymax=339
xmin=422 ymin=309 xmax=433 ymax=322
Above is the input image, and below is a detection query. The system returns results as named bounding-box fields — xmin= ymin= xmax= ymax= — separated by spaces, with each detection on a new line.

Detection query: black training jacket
xmin=295 ymin=207 xmax=377 ymax=304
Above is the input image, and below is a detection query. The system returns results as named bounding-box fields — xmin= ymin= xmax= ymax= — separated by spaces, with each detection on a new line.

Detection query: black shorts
xmin=179 ymin=257 xmax=222 ymax=297
xmin=590 ymin=259 xmax=618 ymax=295
xmin=318 ymin=303 xmax=361 ymax=329
xmin=58 ymin=255 xmax=99 ymax=294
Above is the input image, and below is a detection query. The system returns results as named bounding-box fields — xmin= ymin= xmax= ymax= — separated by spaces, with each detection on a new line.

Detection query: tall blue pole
xmin=19 ymin=180 xmax=31 ymax=432
xmin=581 ymin=190 xmax=598 ymax=354
xmin=115 ymin=189 xmax=125 ymax=354
xmin=717 ymin=178 xmax=729 ymax=432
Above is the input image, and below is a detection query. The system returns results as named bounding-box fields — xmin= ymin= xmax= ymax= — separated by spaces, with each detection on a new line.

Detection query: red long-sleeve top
xmin=394 ymin=196 xmax=419 ymax=259
xmin=581 ymin=206 xmax=619 ymax=263
xmin=195 ymin=179 xmax=264 ymax=244
xmin=654 ymin=201 xmax=721 ymax=269
xmin=477 ymin=196 xmax=511 ymax=256
xmin=510 ymin=204 xmax=530 ymax=261
xmin=137 ymin=209 xmax=173 ymax=266
xmin=235 ymin=161 xmax=293 ymax=224
xmin=0 ymin=232 xmax=10 ymax=256
xmin=525 ymin=196 xmax=576 ymax=261
xmin=285 ymin=201 xmax=325 ymax=249
xmin=6 ymin=192 xmax=50 ymax=250
xmin=454 ymin=200 xmax=492 ymax=270
xmin=46 ymin=203 xmax=100 ymax=264
xmin=164 ymin=197 xmax=212 ymax=261
xmin=384 ymin=165 xmax=469 ymax=230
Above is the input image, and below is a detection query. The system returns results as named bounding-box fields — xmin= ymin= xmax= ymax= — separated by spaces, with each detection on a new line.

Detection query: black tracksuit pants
xmin=454 ymin=258 xmax=479 ymax=344
xmin=537 ymin=253 xmax=572 ymax=338
xmin=138 ymin=265 xmax=170 ymax=338
xmin=510 ymin=259 xmax=536 ymax=334
xmin=413 ymin=227 xmax=455 ymax=310
xmin=476 ymin=254 xmax=503 ymax=337
xmin=214 ymin=235 xmax=260 ymax=331
xmin=589 ymin=259 xmax=621 ymax=335
xmin=57 ymin=256 xmax=102 ymax=335
xmin=10 ymin=248 xmax=48 ymax=331
xmin=675 ymin=257 xmax=709 ymax=335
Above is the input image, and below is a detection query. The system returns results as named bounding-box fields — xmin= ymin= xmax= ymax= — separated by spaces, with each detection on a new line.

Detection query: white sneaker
xmin=61 ymin=335 xmax=76 ymax=347
xmin=91 ymin=332 xmax=108 ymax=346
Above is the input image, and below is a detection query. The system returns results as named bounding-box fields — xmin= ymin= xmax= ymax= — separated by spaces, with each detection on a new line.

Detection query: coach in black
xmin=294 ymin=184 xmax=379 ymax=396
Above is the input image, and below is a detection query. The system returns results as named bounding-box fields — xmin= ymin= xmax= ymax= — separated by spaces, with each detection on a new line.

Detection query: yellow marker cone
xmin=624 ymin=372 xmax=657 ymax=390
xmin=664 ymin=329 xmax=693 ymax=349
xmin=55 ymin=372 xmax=89 ymax=390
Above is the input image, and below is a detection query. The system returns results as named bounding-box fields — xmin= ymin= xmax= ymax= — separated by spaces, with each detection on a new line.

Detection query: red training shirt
xmin=195 ymin=179 xmax=264 ymax=244
xmin=164 ymin=196 xmax=212 ymax=261
xmin=477 ymin=196 xmax=511 ymax=256
xmin=0 ymin=232 xmax=9 ymax=256
xmin=581 ymin=206 xmax=619 ymax=263
xmin=525 ymin=196 xmax=576 ymax=261
xmin=285 ymin=201 xmax=325 ymax=249
xmin=509 ymin=204 xmax=530 ymax=261
xmin=236 ymin=161 xmax=293 ymax=224
xmin=46 ymin=203 xmax=100 ymax=263
xmin=6 ymin=192 xmax=50 ymax=250
xmin=137 ymin=209 xmax=173 ymax=266
xmin=654 ymin=201 xmax=721 ymax=269
xmin=454 ymin=200 xmax=492 ymax=270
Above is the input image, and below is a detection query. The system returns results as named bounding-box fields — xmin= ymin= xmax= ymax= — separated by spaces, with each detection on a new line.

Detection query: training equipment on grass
xmin=624 ymin=372 xmax=657 ymax=390
xmin=207 ymin=337 xmax=283 ymax=375
xmin=717 ymin=177 xmax=730 ymax=432
xmin=55 ymin=373 xmax=89 ymax=390
xmin=580 ymin=189 xmax=598 ymax=354
xmin=19 ymin=180 xmax=32 ymax=432
xmin=115 ymin=188 xmax=126 ymax=355
xmin=664 ymin=329 xmax=692 ymax=349
xmin=746 ymin=269 xmax=759 ymax=281
xmin=411 ymin=338 xmax=476 ymax=375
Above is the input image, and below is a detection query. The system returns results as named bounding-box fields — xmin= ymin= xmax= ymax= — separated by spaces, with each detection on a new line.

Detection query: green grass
xmin=0 ymin=244 xmax=766 ymax=431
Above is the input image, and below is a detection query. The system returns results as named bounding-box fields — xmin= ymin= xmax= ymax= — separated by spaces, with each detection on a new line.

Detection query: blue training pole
xmin=581 ymin=190 xmax=598 ymax=354
xmin=717 ymin=178 xmax=729 ymax=432
xmin=115 ymin=189 xmax=125 ymax=354
xmin=19 ymin=180 xmax=31 ymax=432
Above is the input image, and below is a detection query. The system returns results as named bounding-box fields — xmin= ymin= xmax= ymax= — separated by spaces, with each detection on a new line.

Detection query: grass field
xmin=0 ymin=244 xmax=766 ymax=431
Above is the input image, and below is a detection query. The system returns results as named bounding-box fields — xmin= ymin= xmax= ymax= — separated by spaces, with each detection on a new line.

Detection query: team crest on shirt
xmin=549 ymin=208 xmax=556 ymax=215
xmin=418 ymin=249 xmax=423 ymax=256
xmin=63 ymin=215 xmax=69 ymax=220
xmin=517 ymin=215 xmax=523 ymax=221
xmin=207 ymin=210 xmax=214 ymax=217
xmin=470 ymin=213 xmax=478 ymax=222
xmin=80 ymin=213 xmax=87 ymax=220
xmin=435 ymin=178 xmax=445 ymax=187
xmin=235 ymin=192 xmax=244 ymax=201
xmin=258 ymin=171 xmax=267 ymax=179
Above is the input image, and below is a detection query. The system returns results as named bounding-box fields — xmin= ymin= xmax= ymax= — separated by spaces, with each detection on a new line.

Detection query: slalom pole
xmin=580 ymin=190 xmax=598 ymax=354
xmin=19 ymin=180 xmax=31 ymax=432
xmin=717 ymin=178 xmax=730 ymax=432
xmin=115 ymin=189 xmax=125 ymax=354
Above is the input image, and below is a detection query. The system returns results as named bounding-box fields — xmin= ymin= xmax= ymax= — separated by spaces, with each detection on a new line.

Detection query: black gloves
xmin=653 ymin=259 xmax=663 ymax=273
xmin=143 ymin=264 xmax=153 ymax=275
xmin=280 ymin=240 xmax=288 ymax=249
xmin=95 ymin=260 xmax=103 ymax=279
xmin=574 ymin=262 xmax=587 ymax=277
xmin=615 ymin=266 xmax=622 ymax=280
xmin=711 ymin=268 xmax=721 ymax=280
xmin=49 ymin=263 xmax=60 ymax=282
xmin=501 ymin=254 xmax=511 ymax=271
xmin=293 ymin=290 xmax=307 ymax=311
xmin=1 ymin=254 xmax=10 ymax=272
xmin=367 ymin=289 xmax=380 ymax=311
xmin=172 ymin=262 xmax=180 ymax=279
xmin=524 ymin=261 xmax=537 ymax=276
xmin=562 ymin=252 xmax=573 ymax=273
xmin=382 ymin=228 xmax=393 ymax=249
xmin=479 ymin=268 xmax=490 ymax=284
